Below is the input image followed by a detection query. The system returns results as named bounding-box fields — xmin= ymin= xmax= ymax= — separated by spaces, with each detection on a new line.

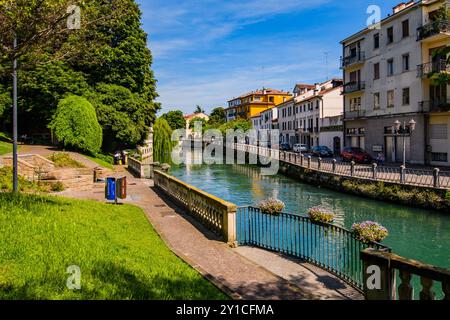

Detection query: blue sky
xmin=137 ymin=0 xmax=404 ymax=115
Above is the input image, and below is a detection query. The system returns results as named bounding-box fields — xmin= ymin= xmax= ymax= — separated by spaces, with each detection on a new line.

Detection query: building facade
xmin=341 ymin=0 xmax=449 ymax=165
xmin=226 ymin=89 xmax=292 ymax=121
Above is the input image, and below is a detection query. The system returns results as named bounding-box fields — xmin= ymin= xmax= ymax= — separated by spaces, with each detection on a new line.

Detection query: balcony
xmin=417 ymin=19 xmax=450 ymax=41
xmin=417 ymin=60 xmax=449 ymax=78
xmin=344 ymin=109 xmax=366 ymax=120
xmin=343 ymin=81 xmax=365 ymax=94
xmin=420 ymin=99 xmax=450 ymax=113
xmin=341 ymin=51 xmax=366 ymax=68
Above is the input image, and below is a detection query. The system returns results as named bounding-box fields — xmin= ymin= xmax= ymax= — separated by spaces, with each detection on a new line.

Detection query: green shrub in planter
xmin=352 ymin=221 xmax=388 ymax=243
xmin=307 ymin=206 xmax=335 ymax=224
xmin=257 ymin=199 xmax=285 ymax=215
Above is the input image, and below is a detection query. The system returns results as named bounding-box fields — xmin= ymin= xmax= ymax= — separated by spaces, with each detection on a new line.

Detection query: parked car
xmin=293 ymin=144 xmax=308 ymax=153
xmin=311 ymin=146 xmax=334 ymax=157
xmin=279 ymin=143 xmax=292 ymax=151
xmin=341 ymin=147 xmax=373 ymax=163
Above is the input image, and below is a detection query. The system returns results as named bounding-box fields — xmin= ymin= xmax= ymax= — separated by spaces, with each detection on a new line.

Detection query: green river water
xmin=170 ymin=164 xmax=450 ymax=270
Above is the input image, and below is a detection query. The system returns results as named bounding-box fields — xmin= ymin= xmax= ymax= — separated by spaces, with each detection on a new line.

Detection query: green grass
xmin=0 ymin=193 xmax=228 ymax=300
xmin=84 ymin=153 xmax=114 ymax=170
xmin=48 ymin=153 xmax=86 ymax=168
xmin=0 ymin=141 xmax=12 ymax=155
xmin=0 ymin=167 xmax=49 ymax=193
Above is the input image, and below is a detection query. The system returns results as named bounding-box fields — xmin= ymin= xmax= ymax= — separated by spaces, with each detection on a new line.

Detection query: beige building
xmin=341 ymin=0 xmax=449 ymax=165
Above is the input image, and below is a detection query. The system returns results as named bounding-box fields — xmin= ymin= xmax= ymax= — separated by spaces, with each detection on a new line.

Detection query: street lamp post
xmin=394 ymin=119 xmax=416 ymax=167
xmin=12 ymin=34 xmax=18 ymax=193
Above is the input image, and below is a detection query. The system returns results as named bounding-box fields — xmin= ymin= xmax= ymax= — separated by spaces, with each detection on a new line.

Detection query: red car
xmin=341 ymin=147 xmax=373 ymax=164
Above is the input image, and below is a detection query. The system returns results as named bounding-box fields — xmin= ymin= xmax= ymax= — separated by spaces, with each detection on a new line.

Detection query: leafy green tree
xmin=208 ymin=107 xmax=226 ymax=126
xmin=189 ymin=117 xmax=208 ymax=133
xmin=153 ymin=118 xmax=175 ymax=164
xmin=162 ymin=110 xmax=186 ymax=130
xmin=218 ymin=119 xmax=252 ymax=136
xmin=194 ymin=105 xmax=205 ymax=114
xmin=0 ymin=84 xmax=10 ymax=119
xmin=49 ymin=95 xmax=102 ymax=154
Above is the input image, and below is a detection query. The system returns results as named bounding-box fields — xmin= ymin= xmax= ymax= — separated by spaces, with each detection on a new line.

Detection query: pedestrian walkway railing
xmin=154 ymin=170 xmax=237 ymax=245
xmin=361 ymin=249 xmax=450 ymax=300
xmin=223 ymin=142 xmax=450 ymax=189
xmin=236 ymin=206 xmax=390 ymax=291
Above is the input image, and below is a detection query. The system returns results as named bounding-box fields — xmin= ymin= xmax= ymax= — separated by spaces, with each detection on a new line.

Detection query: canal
xmin=170 ymin=163 xmax=450 ymax=270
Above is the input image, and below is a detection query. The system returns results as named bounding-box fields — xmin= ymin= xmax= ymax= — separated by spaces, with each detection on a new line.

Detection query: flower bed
xmin=352 ymin=221 xmax=388 ymax=243
xmin=307 ymin=206 xmax=335 ymax=224
xmin=257 ymin=198 xmax=285 ymax=215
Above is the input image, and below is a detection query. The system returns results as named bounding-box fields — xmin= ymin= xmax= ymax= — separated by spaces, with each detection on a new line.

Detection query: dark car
xmin=280 ymin=143 xmax=292 ymax=151
xmin=341 ymin=147 xmax=373 ymax=163
xmin=311 ymin=146 xmax=334 ymax=157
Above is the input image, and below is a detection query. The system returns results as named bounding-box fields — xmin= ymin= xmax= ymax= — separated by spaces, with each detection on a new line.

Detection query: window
xmin=374 ymin=63 xmax=380 ymax=80
xmin=374 ymin=33 xmax=380 ymax=49
xmin=402 ymin=88 xmax=410 ymax=105
xmin=316 ymin=100 xmax=320 ymax=109
xmin=349 ymin=97 xmax=361 ymax=111
xmin=387 ymin=59 xmax=394 ymax=76
xmin=269 ymin=96 xmax=275 ymax=103
xmin=387 ymin=27 xmax=394 ymax=44
xmin=430 ymin=124 xmax=448 ymax=140
xmin=402 ymin=54 xmax=410 ymax=72
xmin=431 ymin=153 xmax=448 ymax=162
xmin=402 ymin=20 xmax=409 ymax=38
xmin=374 ymin=92 xmax=380 ymax=109
xmin=387 ymin=90 xmax=394 ymax=108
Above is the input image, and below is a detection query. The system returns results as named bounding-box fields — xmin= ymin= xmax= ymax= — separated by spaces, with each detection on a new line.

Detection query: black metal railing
xmin=420 ymin=99 xmax=450 ymax=112
xmin=417 ymin=60 xmax=449 ymax=78
xmin=343 ymin=81 xmax=366 ymax=94
xmin=341 ymin=51 xmax=366 ymax=68
xmin=417 ymin=19 xmax=450 ymax=41
xmin=236 ymin=206 xmax=390 ymax=290
xmin=345 ymin=109 xmax=366 ymax=120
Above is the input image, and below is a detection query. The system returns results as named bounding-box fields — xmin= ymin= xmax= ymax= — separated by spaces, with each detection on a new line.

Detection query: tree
xmin=162 ymin=110 xmax=186 ymax=130
xmin=153 ymin=118 xmax=175 ymax=164
xmin=49 ymin=95 xmax=102 ymax=154
xmin=218 ymin=119 xmax=252 ymax=136
xmin=189 ymin=117 xmax=207 ymax=132
xmin=208 ymin=107 xmax=226 ymax=126
xmin=194 ymin=105 xmax=205 ymax=114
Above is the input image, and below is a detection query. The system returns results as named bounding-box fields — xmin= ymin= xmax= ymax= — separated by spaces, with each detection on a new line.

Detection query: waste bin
xmin=105 ymin=177 xmax=116 ymax=201
xmin=116 ymin=176 xmax=127 ymax=199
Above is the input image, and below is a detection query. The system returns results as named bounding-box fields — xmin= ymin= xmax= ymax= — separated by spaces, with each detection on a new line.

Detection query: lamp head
xmin=394 ymin=120 xmax=401 ymax=132
xmin=409 ymin=119 xmax=416 ymax=132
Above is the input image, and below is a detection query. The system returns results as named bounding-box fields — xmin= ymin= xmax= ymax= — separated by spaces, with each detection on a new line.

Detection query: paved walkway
xmin=59 ymin=165 xmax=361 ymax=300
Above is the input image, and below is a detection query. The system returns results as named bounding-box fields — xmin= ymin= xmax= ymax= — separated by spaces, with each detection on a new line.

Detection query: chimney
xmin=314 ymin=84 xmax=320 ymax=95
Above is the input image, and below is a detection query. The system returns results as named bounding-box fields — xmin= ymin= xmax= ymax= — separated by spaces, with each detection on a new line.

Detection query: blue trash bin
xmin=106 ymin=178 xmax=116 ymax=201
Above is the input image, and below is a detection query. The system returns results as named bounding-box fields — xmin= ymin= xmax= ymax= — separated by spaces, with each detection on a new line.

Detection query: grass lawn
xmin=0 ymin=193 xmax=228 ymax=300
xmin=0 ymin=141 xmax=12 ymax=155
xmin=84 ymin=153 xmax=114 ymax=170
xmin=48 ymin=153 xmax=86 ymax=168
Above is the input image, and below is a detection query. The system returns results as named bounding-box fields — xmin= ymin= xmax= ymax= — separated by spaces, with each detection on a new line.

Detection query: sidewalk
xmin=60 ymin=166 xmax=362 ymax=300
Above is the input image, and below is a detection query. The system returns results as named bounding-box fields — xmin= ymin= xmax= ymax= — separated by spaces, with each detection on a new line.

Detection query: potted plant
xmin=257 ymin=198 xmax=285 ymax=215
xmin=352 ymin=221 xmax=389 ymax=243
xmin=307 ymin=206 xmax=335 ymax=225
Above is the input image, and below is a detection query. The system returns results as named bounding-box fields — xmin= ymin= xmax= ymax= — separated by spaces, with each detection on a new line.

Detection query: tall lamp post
xmin=12 ymin=34 xmax=18 ymax=193
xmin=394 ymin=119 xmax=416 ymax=167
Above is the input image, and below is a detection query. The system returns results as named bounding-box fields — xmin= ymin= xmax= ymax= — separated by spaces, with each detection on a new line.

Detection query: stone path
xmin=59 ymin=166 xmax=362 ymax=300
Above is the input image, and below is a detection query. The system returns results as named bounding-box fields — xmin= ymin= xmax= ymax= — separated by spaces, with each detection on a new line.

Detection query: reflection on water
xmin=170 ymin=163 xmax=450 ymax=270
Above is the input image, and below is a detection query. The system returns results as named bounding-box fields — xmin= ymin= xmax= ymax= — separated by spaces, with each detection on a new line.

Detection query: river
xmin=170 ymin=163 xmax=450 ymax=270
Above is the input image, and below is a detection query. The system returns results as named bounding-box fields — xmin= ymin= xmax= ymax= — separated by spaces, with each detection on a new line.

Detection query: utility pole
xmin=12 ymin=35 xmax=18 ymax=193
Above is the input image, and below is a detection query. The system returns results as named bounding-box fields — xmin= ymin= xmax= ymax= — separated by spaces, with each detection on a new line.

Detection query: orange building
xmin=225 ymin=89 xmax=292 ymax=121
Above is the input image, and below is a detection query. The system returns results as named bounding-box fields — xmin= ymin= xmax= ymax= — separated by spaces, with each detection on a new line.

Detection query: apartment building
xmin=341 ymin=0 xmax=449 ymax=165
xmin=319 ymin=115 xmax=344 ymax=155
xmin=226 ymin=89 xmax=292 ymax=121
xmin=295 ymin=79 xmax=344 ymax=151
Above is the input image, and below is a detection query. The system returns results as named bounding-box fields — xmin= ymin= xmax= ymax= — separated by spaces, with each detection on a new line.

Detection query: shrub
xmin=352 ymin=221 xmax=389 ymax=244
xmin=257 ymin=198 xmax=285 ymax=215
xmin=49 ymin=95 xmax=102 ymax=154
xmin=308 ymin=206 xmax=335 ymax=224
xmin=50 ymin=182 xmax=65 ymax=192
xmin=445 ymin=190 xmax=450 ymax=200
xmin=49 ymin=153 xmax=85 ymax=168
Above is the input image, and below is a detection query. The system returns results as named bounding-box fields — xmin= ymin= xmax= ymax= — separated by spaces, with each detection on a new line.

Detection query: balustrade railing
xmin=225 ymin=143 xmax=450 ymax=190
xmin=361 ymin=249 xmax=450 ymax=300
xmin=237 ymin=207 xmax=390 ymax=290
xmin=154 ymin=170 xmax=237 ymax=245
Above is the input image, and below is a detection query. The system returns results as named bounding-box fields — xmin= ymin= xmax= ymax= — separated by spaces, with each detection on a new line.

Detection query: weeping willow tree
xmin=153 ymin=118 xmax=175 ymax=164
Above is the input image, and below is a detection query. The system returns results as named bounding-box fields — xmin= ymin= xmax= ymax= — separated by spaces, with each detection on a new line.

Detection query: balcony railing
xmin=341 ymin=51 xmax=366 ymax=68
xmin=344 ymin=109 xmax=366 ymax=120
xmin=417 ymin=60 xmax=449 ymax=78
xmin=420 ymin=99 xmax=450 ymax=113
xmin=417 ymin=19 xmax=450 ymax=41
xmin=343 ymin=81 xmax=365 ymax=94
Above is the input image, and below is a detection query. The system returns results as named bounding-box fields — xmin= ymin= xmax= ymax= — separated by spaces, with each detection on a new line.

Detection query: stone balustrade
xmin=361 ymin=248 xmax=450 ymax=300
xmin=154 ymin=170 xmax=237 ymax=246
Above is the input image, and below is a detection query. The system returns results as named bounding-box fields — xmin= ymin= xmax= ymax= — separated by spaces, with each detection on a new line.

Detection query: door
xmin=333 ymin=137 xmax=341 ymax=155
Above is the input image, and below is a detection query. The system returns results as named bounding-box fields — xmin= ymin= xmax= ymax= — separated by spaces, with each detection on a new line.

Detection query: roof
xmin=184 ymin=113 xmax=209 ymax=119
xmin=228 ymin=88 xmax=292 ymax=102
xmin=294 ymin=84 xmax=315 ymax=90
xmin=295 ymin=86 xmax=342 ymax=104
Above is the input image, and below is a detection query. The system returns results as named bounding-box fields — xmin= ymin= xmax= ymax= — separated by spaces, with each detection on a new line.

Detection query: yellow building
xmin=226 ymin=89 xmax=292 ymax=121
